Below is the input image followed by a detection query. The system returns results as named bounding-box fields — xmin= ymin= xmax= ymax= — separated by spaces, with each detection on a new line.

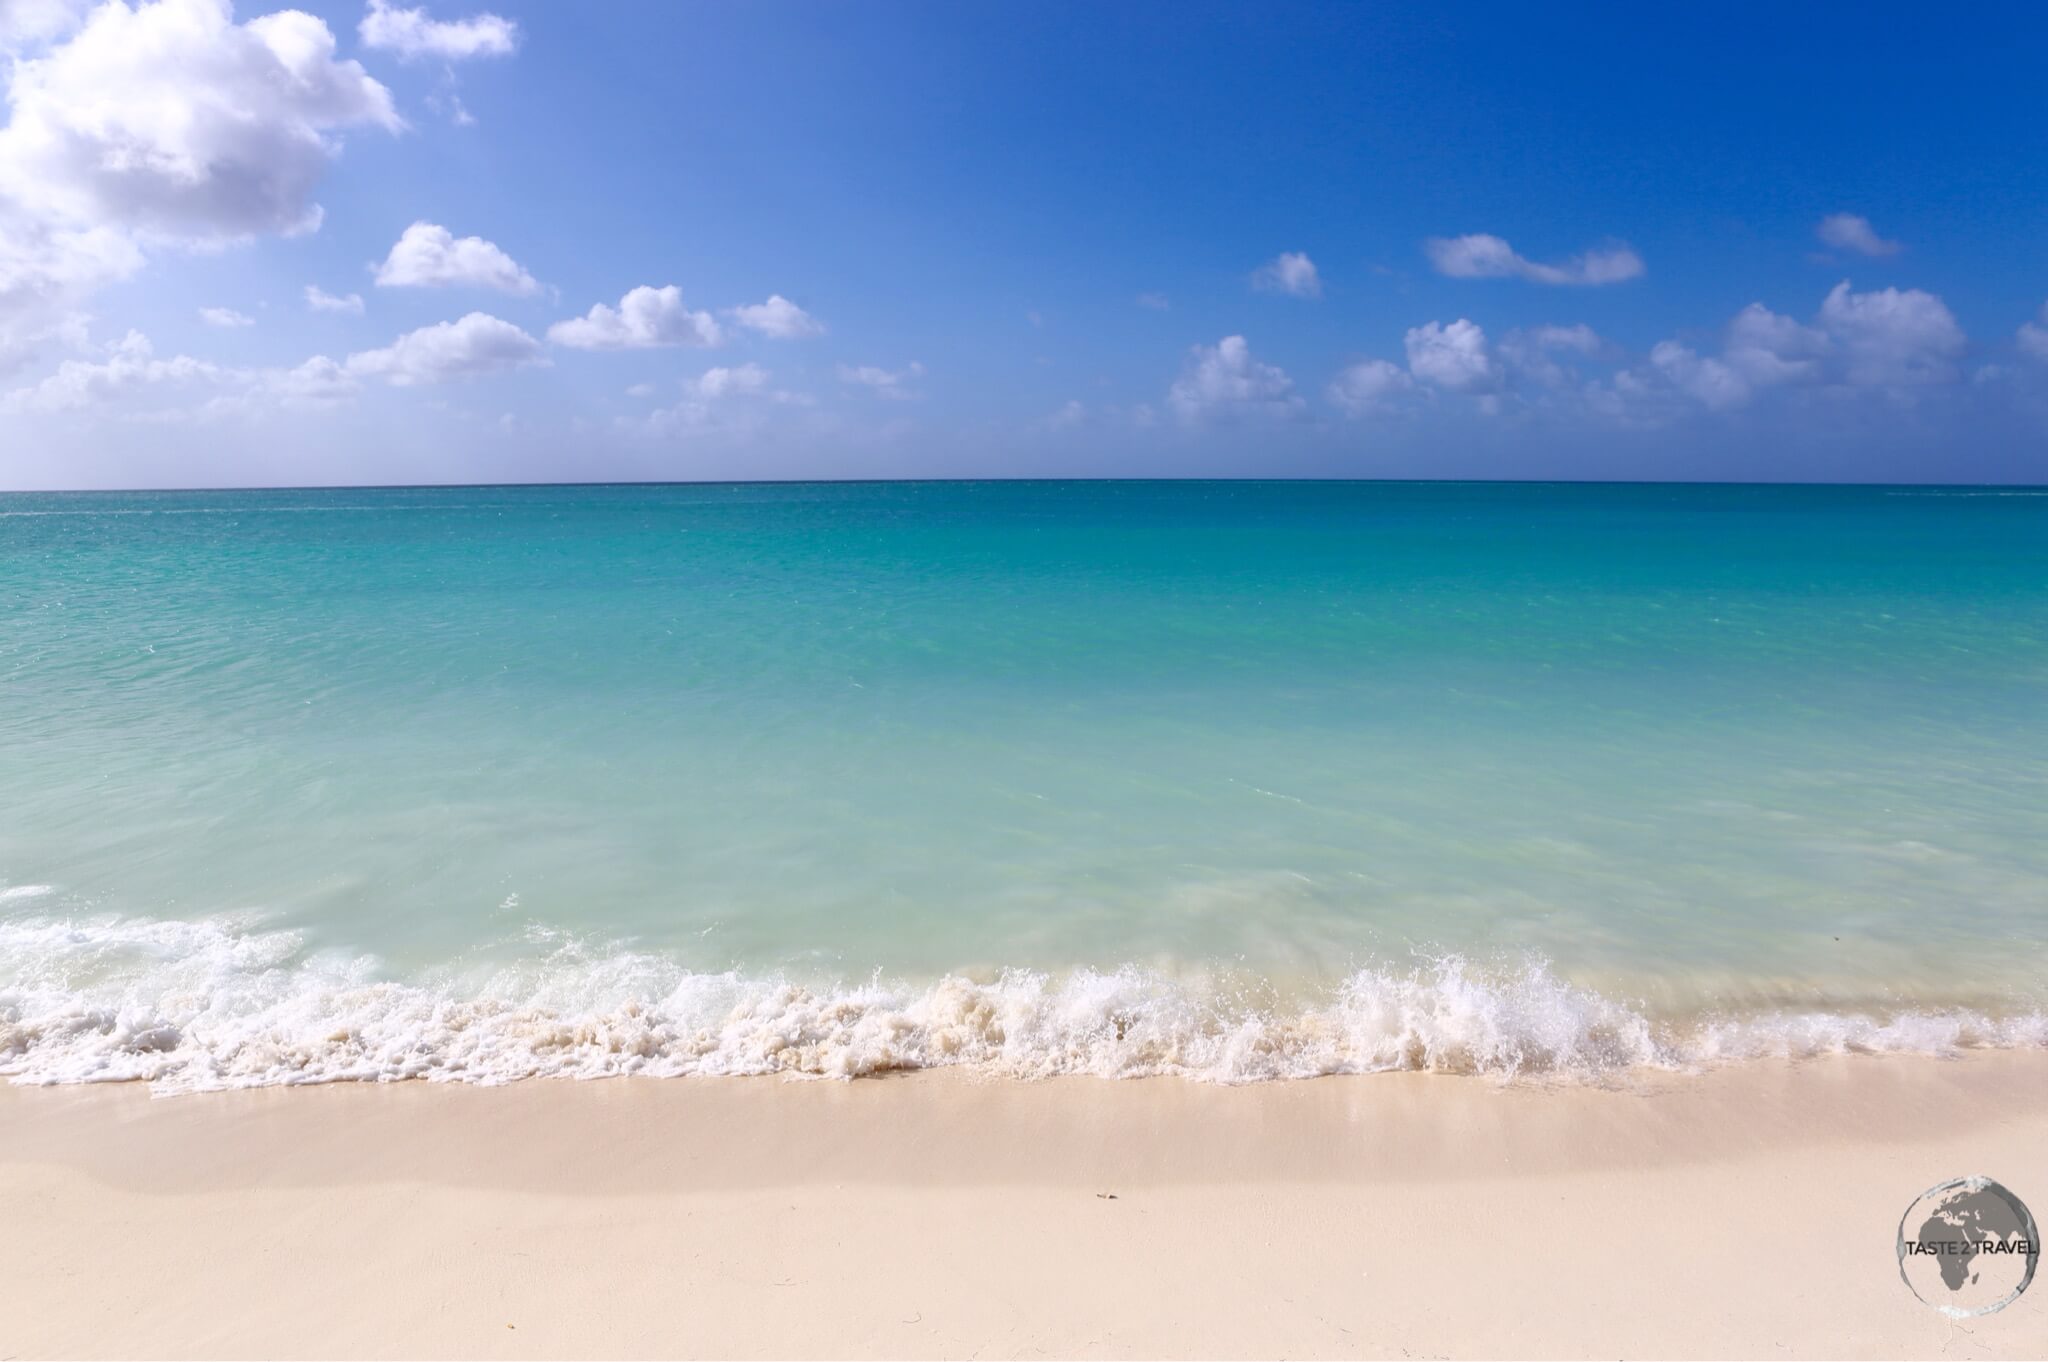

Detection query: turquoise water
xmin=3 ymin=481 xmax=2046 ymax=1086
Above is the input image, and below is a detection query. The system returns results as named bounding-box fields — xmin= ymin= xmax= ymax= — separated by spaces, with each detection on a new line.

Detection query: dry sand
xmin=2 ymin=1052 xmax=2046 ymax=1359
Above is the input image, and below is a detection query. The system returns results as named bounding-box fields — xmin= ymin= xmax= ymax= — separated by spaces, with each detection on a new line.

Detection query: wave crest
xmin=0 ymin=914 xmax=2040 ymax=1092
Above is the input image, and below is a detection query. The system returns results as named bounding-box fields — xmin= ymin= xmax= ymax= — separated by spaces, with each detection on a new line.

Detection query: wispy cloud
xmin=1250 ymin=251 xmax=1322 ymax=299
xmin=1815 ymin=213 xmax=1902 ymax=258
xmin=838 ymin=361 xmax=925 ymax=399
xmin=1424 ymin=234 xmax=1644 ymax=286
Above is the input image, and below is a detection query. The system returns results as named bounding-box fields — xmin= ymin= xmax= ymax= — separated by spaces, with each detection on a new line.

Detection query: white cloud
xmin=1527 ymin=323 xmax=1601 ymax=354
xmin=358 ymin=0 xmax=517 ymax=61
xmin=1499 ymin=324 xmax=1603 ymax=388
xmin=1135 ymin=292 xmax=1170 ymax=311
xmin=1722 ymin=303 xmax=1830 ymax=386
xmin=198 ymin=306 xmax=253 ymax=328
xmin=641 ymin=362 xmax=808 ymax=434
xmin=2019 ymin=304 xmax=2048 ymax=363
xmin=1815 ymin=213 xmax=1902 ymax=258
xmin=1404 ymin=319 xmax=1502 ymax=393
xmin=1602 ymin=281 xmax=1967 ymax=419
xmin=1250 ymin=251 xmax=1322 ymax=299
xmin=1612 ymin=304 xmax=1827 ymax=414
xmin=0 ymin=330 xmax=224 ymax=412
xmin=305 ymin=284 xmax=365 ymax=315
xmin=1423 ymin=234 xmax=1644 ymax=286
xmin=726 ymin=294 xmax=823 ymax=339
xmin=0 ymin=212 xmax=143 ymax=369
xmin=1043 ymin=399 xmax=1087 ymax=429
xmin=1649 ymin=341 xmax=1750 ymax=411
xmin=259 ymin=355 xmax=359 ymax=405
xmin=548 ymin=285 xmax=723 ymax=350
xmin=373 ymin=222 xmax=538 ymax=295
xmin=0 ymin=0 xmax=398 ymax=242
xmin=1325 ymin=358 xmax=1411 ymax=416
xmin=838 ymin=360 xmax=925 ymax=399
xmin=690 ymin=363 xmax=773 ymax=400
xmin=0 ymin=0 xmax=397 ymax=364
xmin=1816 ymin=280 xmax=1964 ymax=387
xmin=0 ymin=328 xmax=366 ymax=419
xmin=1167 ymin=335 xmax=1301 ymax=423
xmin=0 ymin=0 xmax=90 ymax=49
xmin=345 ymin=312 xmax=546 ymax=386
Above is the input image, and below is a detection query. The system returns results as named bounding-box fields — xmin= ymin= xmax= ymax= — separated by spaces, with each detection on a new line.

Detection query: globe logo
xmin=1896 ymin=1176 xmax=2038 ymax=1317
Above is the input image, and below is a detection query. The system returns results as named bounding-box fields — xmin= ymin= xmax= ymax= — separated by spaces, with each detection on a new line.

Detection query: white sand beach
xmin=3 ymin=1052 xmax=2045 ymax=1359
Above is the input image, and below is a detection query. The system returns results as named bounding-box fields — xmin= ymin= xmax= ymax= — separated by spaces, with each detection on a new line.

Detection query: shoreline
xmin=4 ymin=1052 xmax=2047 ymax=1358
xmin=8 ymin=906 xmax=2045 ymax=1089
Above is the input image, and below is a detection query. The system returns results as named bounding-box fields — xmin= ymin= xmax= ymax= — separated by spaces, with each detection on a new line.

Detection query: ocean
xmin=2 ymin=480 xmax=2045 ymax=1089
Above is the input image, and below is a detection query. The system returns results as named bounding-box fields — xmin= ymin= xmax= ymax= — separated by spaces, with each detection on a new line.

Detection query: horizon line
xmin=7 ymin=474 xmax=2048 ymax=496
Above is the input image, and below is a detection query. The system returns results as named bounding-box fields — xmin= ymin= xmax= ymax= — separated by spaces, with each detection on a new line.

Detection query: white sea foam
xmin=0 ymin=913 xmax=2040 ymax=1093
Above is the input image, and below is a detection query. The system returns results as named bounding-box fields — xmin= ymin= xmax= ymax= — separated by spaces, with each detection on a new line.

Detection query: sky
xmin=1 ymin=0 xmax=2046 ymax=488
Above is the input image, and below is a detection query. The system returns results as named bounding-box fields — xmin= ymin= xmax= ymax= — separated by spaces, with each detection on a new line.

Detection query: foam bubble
xmin=0 ymin=913 xmax=2039 ymax=1093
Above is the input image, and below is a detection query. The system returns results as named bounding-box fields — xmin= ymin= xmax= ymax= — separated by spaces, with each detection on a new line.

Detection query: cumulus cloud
xmin=1648 ymin=341 xmax=1750 ymax=411
xmin=1499 ymin=323 xmax=1603 ymax=388
xmin=2019 ymin=304 xmax=2048 ymax=363
xmin=1404 ymin=319 xmax=1502 ymax=393
xmin=358 ymin=0 xmax=517 ymax=61
xmin=261 ymin=354 xmax=359 ymax=405
xmin=1325 ymin=358 xmax=1411 ymax=416
xmin=726 ymin=294 xmax=823 ymax=339
xmin=344 ymin=312 xmax=546 ymax=385
xmin=0 ymin=0 xmax=90 ymax=49
xmin=1816 ymin=280 xmax=1963 ymax=387
xmin=689 ymin=364 xmax=771 ymax=400
xmin=640 ymin=362 xmax=809 ymax=434
xmin=1527 ymin=323 xmax=1601 ymax=354
xmin=0 ymin=330 xmax=225 ymax=412
xmin=1816 ymin=213 xmax=1902 ymax=258
xmin=1599 ymin=280 xmax=1968 ymax=419
xmin=305 ymin=284 xmax=364 ymax=315
xmin=1722 ymin=303 xmax=1830 ymax=386
xmin=198 ymin=306 xmax=254 ymax=328
xmin=0 ymin=0 xmax=397 ymax=242
xmin=0 ymin=313 xmax=546 ymax=420
xmin=0 ymin=213 xmax=143 ymax=369
xmin=838 ymin=360 xmax=925 ymax=399
xmin=1167 ymin=335 xmax=1301 ymax=423
xmin=1250 ymin=251 xmax=1322 ymax=299
xmin=373 ymin=222 xmax=538 ymax=295
xmin=548 ymin=285 xmax=723 ymax=350
xmin=0 ymin=0 xmax=398 ymax=363
xmin=1423 ymin=234 xmax=1644 ymax=286
xmin=0 ymin=327 xmax=370 ymax=419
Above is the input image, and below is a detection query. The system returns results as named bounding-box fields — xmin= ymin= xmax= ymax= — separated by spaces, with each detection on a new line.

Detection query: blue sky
xmin=1 ymin=0 xmax=2046 ymax=487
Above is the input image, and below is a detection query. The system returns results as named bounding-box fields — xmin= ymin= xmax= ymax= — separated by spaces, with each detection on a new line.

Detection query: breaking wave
xmin=1 ymin=914 xmax=2042 ymax=1093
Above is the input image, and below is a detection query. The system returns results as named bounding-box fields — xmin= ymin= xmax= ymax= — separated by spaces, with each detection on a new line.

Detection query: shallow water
xmin=3 ymin=481 xmax=2045 ymax=1087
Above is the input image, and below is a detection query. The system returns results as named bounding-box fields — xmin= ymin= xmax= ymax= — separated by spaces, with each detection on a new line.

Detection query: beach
xmin=2 ymin=0 xmax=2043 ymax=1355
xmin=4 ymin=1052 xmax=2045 ymax=1359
